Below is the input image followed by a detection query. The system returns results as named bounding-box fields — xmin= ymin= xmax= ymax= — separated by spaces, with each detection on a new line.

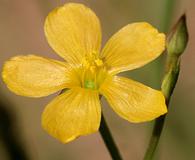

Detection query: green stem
xmin=99 ymin=113 xmax=123 ymax=160
xmin=144 ymin=56 xmax=180 ymax=160
xmin=143 ymin=116 xmax=166 ymax=160
xmin=143 ymin=1 xmax=177 ymax=159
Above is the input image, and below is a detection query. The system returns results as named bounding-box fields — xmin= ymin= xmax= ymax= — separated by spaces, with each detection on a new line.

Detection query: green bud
xmin=167 ymin=14 xmax=188 ymax=57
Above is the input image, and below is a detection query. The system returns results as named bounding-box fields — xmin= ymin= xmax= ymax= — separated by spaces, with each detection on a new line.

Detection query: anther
xmin=95 ymin=59 xmax=103 ymax=66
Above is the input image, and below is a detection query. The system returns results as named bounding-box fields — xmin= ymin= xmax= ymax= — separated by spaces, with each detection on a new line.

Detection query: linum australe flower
xmin=2 ymin=3 xmax=167 ymax=143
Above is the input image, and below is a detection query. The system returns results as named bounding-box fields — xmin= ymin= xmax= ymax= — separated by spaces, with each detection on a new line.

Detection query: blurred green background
xmin=0 ymin=0 xmax=194 ymax=160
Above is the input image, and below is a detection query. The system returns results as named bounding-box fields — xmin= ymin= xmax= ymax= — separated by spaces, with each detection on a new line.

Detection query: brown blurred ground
xmin=0 ymin=0 xmax=194 ymax=160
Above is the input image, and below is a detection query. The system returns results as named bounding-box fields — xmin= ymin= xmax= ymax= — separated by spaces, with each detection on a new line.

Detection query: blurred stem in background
xmin=0 ymin=92 xmax=29 ymax=160
xmin=160 ymin=0 xmax=176 ymax=32
xmin=144 ymin=14 xmax=188 ymax=160
xmin=153 ymin=0 xmax=176 ymax=89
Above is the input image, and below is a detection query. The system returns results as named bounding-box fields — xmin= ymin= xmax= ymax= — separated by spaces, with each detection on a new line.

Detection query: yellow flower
xmin=2 ymin=3 xmax=167 ymax=143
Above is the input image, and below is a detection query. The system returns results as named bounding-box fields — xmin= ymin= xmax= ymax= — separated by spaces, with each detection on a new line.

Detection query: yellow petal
xmin=2 ymin=55 xmax=79 ymax=97
xmin=45 ymin=3 xmax=102 ymax=64
xmin=100 ymin=76 xmax=167 ymax=123
xmin=100 ymin=22 xmax=165 ymax=74
xmin=42 ymin=88 xmax=101 ymax=143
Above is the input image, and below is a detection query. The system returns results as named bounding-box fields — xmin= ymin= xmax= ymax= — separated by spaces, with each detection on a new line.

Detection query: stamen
xmin=81 ymin=51 xmax=106 ymax=90
xmin=95 ymin=59 xmax=103 ymax=66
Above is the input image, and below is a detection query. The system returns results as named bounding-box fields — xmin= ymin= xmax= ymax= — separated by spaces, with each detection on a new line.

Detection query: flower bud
xmin=167 ymin=14 xmax=188 ymax=57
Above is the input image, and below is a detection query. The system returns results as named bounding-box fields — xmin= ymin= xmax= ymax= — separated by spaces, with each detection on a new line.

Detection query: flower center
xmin=81 ymin=52 xmax=107 ymax=90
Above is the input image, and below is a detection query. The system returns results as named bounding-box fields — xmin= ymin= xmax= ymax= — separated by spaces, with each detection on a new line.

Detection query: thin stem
xmin=143 ymin=14 xmax=187 ymax=158
xmin=143 ymin=116 xmax=166 ymax=160
xmin=143 ymin=1 xmax=177 ymax=159
xmin=99 ymin=113 xmax=123 ymax=160
xmin=144 ymin=54 xmax=181 ymax=160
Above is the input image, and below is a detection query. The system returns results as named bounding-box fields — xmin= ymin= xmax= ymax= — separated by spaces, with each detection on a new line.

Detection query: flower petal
xmin=2 ymin=55 xmax=79 ymax=97
xmin=100 ymin=22 xmax=165 ymax=74
xmin=100 ymin=76 xmax=167 ymax=123
xmin=42 ymin=88 xmax=101 ymax=143
xmin=45 ymin=3 xmax=102 ymax=64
